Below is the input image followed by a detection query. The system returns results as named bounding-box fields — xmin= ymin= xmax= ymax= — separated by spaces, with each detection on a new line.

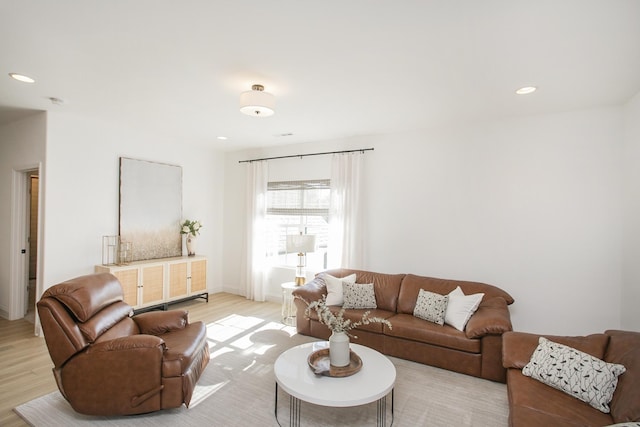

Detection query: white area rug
xmin=15 ymin=314 xmax=508 ymax=426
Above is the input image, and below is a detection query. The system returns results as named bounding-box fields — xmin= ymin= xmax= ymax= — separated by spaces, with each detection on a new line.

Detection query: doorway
xmin=25 ymin=173 xmax=39 ymax=322
xmin=9 ymin=165 xmax=42 ymax=328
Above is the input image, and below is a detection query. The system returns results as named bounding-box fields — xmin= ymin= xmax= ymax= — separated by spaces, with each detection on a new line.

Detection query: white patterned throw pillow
xmin=323 ymin=273 xmax=356 ymax=306
xmin=413 ymin=289 xmax=448 ymax=325
xmin=342 ymin=283 xmax=377 ymax=309
xmin=522 ymin=337 xmax=626 ymax=413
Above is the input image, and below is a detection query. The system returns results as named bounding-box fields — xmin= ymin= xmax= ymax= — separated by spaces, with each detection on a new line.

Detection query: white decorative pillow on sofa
xmin=413 ymin=289 xmax=448 ymax=325
xmin=444 ymin=286 xmax=484 ymax=331
xmin=322 ymin=273 xmax=356 ymax=306
xmin=522 ymin=337 xmax=626 ymax=413
xmin=342 ymin=282 xmax=377 ymax=309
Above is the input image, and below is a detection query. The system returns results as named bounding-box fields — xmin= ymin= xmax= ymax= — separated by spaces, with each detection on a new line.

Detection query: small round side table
xmin=280 ymin=282 xmax=297 ymax=327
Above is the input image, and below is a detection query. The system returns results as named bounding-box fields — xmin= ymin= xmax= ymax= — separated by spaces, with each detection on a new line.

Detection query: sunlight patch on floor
xmin=188 ymin=380 xmax=230 ymax=408
xmin=242 ymin=359 xmax=256 ymax=372
xmin=205 ymin=313 xmax=301 ymax=361
xmin=206 ymin=322 xmax=245 ymax=342
xmin=216 ymin=314 xmax=264 ymax=329
xmin=209 ymin=346 xmax=234 ymax=360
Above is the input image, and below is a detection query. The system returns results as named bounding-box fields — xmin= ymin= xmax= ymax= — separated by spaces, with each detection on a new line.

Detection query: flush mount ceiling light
xmin=240 ymin=84 xmax=275 ymax=117
xmin=516 ymin=86 xmax=537 ymax=95
xmin=9 ymin=73 xmax=35 ymax=83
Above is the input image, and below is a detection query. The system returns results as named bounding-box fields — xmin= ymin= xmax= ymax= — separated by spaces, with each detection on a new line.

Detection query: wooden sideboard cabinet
xmin=95 ymin=256 xmax=208 ymax=310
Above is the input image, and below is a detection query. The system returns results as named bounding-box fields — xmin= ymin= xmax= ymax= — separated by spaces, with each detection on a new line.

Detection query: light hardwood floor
xmin=0 ymin=292 xmax=281 ymax=427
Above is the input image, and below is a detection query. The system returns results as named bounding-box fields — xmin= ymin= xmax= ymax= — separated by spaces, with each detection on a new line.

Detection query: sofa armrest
xmin=465 ymin=297 xmax=512 ymax=339
xmin=502 ymin=331 xmax=543 ymax=369
xmin=292 ymin=276 xmax=327 ymax=307
xmin=292 ymin=277 xmax=327 ymax=335
xmin=133 ymin=310 xmax=189 ymax=335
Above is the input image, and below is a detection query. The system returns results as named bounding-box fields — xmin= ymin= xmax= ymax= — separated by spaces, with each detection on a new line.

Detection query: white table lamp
xmin=286 ymin=233 xmax=316 ymax=286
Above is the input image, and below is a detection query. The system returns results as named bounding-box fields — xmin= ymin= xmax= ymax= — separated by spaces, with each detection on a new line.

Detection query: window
xmin=266 ymin=179 xmax=330 ymax=270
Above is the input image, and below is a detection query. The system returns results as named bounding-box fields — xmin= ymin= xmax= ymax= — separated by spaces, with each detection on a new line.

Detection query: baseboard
xmin=265 ymin=294 xmax=280 ymax=304
xmin=216 ymin=286 xmax=280 ymax=305
xmin=221 ymin=285 xmax=243 ymax=295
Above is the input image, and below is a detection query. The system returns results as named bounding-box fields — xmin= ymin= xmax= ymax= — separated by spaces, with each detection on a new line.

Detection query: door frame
xmin=9 ymin=163 xmax=43 ymax=330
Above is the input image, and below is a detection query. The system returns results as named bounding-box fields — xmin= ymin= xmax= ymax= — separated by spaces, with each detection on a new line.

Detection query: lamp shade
xmin=286 ymin=234 xmax=316 ymax=253
xmin=240 ymin=84 xmax=275 ymax=117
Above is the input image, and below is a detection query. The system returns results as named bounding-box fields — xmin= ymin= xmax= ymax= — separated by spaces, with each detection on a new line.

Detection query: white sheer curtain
xmin=244 ymin=161 xmax=269 ymax=301
xmin=328 ymin=152 xmax=364 ymax=269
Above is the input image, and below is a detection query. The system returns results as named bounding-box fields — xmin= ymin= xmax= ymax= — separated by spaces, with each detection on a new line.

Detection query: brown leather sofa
xmin=37 ymin=273 xmax=210 ymax=416
xmin=502 ymin=330 xmax=640 ymax=426
xmin=293 ymin=268 xmax=514 ymax=382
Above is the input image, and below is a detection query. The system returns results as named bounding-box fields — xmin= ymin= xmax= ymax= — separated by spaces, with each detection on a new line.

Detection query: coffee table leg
xmin=376 ymin=388 xmax=394 ymax=427
xmin=275 ymin=382 xmax=301 ymax=427
xmin=289 ymin=395 xmax=301 ymax=427
xmin=275 ymin=383 xmax=281 ymax=426
xmin=278 ymin=383 xmax=393 ymax=427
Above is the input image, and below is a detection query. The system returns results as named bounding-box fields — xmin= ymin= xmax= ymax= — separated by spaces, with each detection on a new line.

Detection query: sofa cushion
xmin=604 ymin=331 xmax=640 ymax=423
xmin=444 ymin=286 xmax=484 ymax=331
xmin=319 ymin=269 xmax=405 ymax=312
xmin=345 ymin=308 xmax=395 ymax=333
xmin=306 ymin=306 xmax=395 ymax=333
xmin=322 ymin=273 xmax=356 ymax=306
xmin=385 ymin=313 xmax=480 ymax=353
xmin=343 ymin=283 xmax=377 ymax=309
xmin=506 ymin=369 xmax=614 ymax=427
xmin=397 ymin=274 xmax=514 ymax=315
xmin=502 ymin=332 xmax=610 ymax=370
xmin=522 ymin=337 xmax=626 ymax=413
xmin=413 ymin=289 xmax=448 ymax=325
xmin=78 ymin=301 xmax=133 ymax=343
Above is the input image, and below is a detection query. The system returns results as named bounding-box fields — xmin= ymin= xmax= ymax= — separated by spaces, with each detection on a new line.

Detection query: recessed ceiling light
xmin=9 ymin=73 xmax=35 ymax=83
xmin=217 ymin=136 xmax=228 ymax=140
xmin=516 ymin=86 xmax=537 ymax=95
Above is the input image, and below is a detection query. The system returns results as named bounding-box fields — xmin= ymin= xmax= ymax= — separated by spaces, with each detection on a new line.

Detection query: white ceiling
xmin=1 ymin=1 xmax=639 ymax=151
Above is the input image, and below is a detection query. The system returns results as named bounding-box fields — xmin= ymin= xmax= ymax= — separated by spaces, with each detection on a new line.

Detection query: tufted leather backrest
xmin=397 ymin=274 xmax=515 ymax=315
xmin=41 ymin=273 xmax=124 ymax=321
xmin=37 ymin=273 xmax=138 ymax=368
xmin=319 ymin=268 xmax=406 ymax=312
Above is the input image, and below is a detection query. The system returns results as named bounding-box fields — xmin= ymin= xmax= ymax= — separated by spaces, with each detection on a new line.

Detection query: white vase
xmin=329 ymin=331 xmax=350 ymax=367
xmin=186 ymin=234 xmax=197 ymax=256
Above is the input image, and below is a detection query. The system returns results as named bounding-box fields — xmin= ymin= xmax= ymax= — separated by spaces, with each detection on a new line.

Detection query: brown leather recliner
xmin=37 ymin=272 xmax=210 ymax=416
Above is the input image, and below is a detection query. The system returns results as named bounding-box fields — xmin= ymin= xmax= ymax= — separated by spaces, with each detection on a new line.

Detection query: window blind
xmin=267 ymin=179 xmax=330 ymax=216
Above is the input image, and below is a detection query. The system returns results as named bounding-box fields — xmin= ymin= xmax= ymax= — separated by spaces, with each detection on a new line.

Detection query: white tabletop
xmin=274 ymin=342 xmax=396 ymax=407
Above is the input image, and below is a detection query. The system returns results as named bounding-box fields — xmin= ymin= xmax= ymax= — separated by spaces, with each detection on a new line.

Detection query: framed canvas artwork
xmin=119 ymin=157 xmax=182 ymax=261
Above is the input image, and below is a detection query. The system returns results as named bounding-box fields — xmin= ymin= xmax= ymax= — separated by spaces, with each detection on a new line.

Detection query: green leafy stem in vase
xmin=180 ymin=219 xmax=203 ymax=236
xmin=298 ymin=294 xmax=392 ymax=339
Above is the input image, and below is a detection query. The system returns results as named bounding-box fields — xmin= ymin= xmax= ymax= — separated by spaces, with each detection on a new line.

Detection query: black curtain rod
xmin=238 ymin=148 xmax=374 ymax=163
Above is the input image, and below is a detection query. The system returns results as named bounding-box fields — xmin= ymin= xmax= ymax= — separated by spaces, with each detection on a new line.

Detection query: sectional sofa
xmin=292 ymin=268 xmax=514 ymax=382
xmin=502 ymin=330 xmax=640 ymax=426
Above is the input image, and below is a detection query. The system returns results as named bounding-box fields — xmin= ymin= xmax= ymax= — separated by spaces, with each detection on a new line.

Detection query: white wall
xmin=622 ymin=90 xmax=640 ymax=331
xmin=41 ymin=112 xmax=225 ymax=297
xmin=0 ymin=113 xmax=46 ymax=318
xmin=224 ymin=107 xmax=624 ymax=335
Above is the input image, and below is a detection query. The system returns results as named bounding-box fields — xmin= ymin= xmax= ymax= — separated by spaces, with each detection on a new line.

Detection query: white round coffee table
xmin=274 ymin=341 xmax=396 ymax=426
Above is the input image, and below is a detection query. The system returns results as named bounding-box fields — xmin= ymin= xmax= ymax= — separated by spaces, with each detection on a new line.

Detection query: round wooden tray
xmin=307 ymin=348 xmax=363 ymax=377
